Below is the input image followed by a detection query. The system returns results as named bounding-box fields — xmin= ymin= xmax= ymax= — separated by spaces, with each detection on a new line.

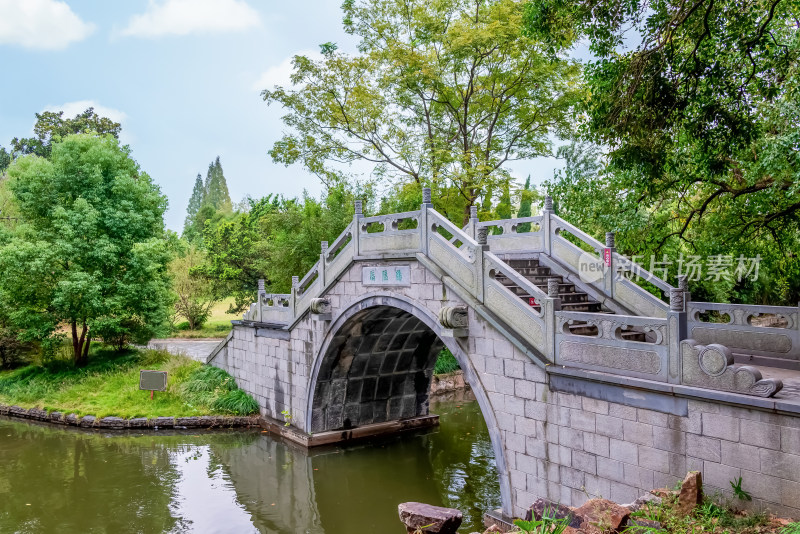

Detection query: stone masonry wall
xmin=212 ymin=258 xmax=800 ymax=520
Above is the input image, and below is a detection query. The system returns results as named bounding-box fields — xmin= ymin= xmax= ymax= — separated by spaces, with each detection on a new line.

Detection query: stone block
xmin=609 ymin=482 xmax=640 ymax=507
xmin=515 ymin=415 xmax=538 ymax=437
xmin=623 ymin=463 xmax=655 ymax=490
xmin=720 ymin=441 xmax=761 ymax=472
xmin=760 ymin=449 xmax=800 ymax=481
xmin=669 ymin=453 xmax=687 ymax=478
xmin=581 ymin=397 xmax=609 ymax=415
xmin=779 ymin=478 xmax=800 ymax=508
xmin=571 ymin=450 xmax=597 ymax=475
xmin=570 ymin=410 xmax=596 ymax=432
xmin=558 ymin=426 xmax=583 ymax=451
xmin=653 ymin=426 xmax=686 ymax=454
xmin=597 ymin=457 xmax=625 ymax=484
xmin=505 ymin=396 xmax=525 ymax=417
xmin=504 ymin=359 xmax=525 ymax=379
xmin=583 ymin=434 xmax=610 ymax=458
xmin=638 ymin=446 xmax=671 ymax=474
xmin=781 ymin=426 xmax=800 ymax=455
xmin=609 ymin=403 xmax=637 ymax=421
xmin=623 ymin=421 xmax=653 ymax=446
xmin=506 ymin=431 xmax=526 ymax=453
xmin=583 ymin=474 xmax=611 ymax=500
xmin=609 ymin=438 xmax=638 ymax=465
xmin=686 ymin=434 xmax=721 ymax=462
xmin=701 ymin=413 xmax=740 ymax=442
xmin=515 ymin=379 xmax=537 ymax=400
xmin=703 ymin=462 xmax=741 ymax=493
xmin=524 ymin=399 xmax=546 ymax=421
xmin=594 ymin=414 xmax=623 ymax=438
xmin=560 ymin=466 xmax=585 ymax=489
xmin=637 ymin=409 xmax=668 ymax=427
xmin=516 ymin=453 xmax=538 ymax=477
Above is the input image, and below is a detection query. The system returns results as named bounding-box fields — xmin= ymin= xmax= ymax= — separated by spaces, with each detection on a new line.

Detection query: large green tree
xmin=263 ymin=0 xmax=582 ymax=224
xmin=10 ymin=108 xmax=121 ymax=160
xmin=0 ymin=134 xmax=172 ymax=365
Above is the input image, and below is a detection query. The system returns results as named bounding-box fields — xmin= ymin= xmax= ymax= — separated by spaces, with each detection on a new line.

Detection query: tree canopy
xmin=0 ymin=134 xmax=172 ymax=364
xmin=183 ymin=157 xmax=233 ymax=242
xmin=9 ymin=108 xmax=122 ymax=160
xmin=263 ymin=0 xmax=581 ymax=223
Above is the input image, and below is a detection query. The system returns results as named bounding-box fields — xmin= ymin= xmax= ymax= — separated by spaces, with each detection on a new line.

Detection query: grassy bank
xmin=168 ymin=297 xmax=236 ymax=339
xmin=0 ymin=346 xmax=258 ymax=419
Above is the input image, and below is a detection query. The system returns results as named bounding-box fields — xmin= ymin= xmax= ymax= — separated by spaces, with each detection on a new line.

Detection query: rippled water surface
xmin=0 ymin=395 xmax=500 ymax=533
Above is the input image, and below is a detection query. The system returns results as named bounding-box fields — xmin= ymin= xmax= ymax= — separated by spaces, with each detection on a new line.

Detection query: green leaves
xmin=0 ymin=134 xmax=171 ymax=363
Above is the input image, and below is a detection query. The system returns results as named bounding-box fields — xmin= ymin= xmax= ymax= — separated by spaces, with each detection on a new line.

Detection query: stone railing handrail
xmin=326 ymin=222 xmax=353 ymax=261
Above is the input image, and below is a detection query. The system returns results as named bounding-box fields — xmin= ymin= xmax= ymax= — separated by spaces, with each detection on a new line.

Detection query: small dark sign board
xmin=139 ymin=370 xmax=168 ymax=392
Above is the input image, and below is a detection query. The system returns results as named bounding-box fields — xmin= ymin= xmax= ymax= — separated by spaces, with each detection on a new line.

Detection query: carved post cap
xmin=292 ymin=275 xmax=300 ymax=288
xmin=605 ymin=232 xmax=615 ymax=249
xmin=677 ymin=275 xmax=689 ymax=292
xmin=669 ymin=287 xmax=685 ymax=312
xmin=469 ymin=205 xmax=478 ymax=220
xmin=354 ymin=200 xmax=363 ymax=215
xmin=321 ymin=241 xmax=328 ymax=253
xmin=547 ymin=278 xmax=560 ymax=298
xmin=257 ymin=279 xmax=265 ymax=291
xmin=438 ymin=305 xmax=469 ymax=329
xmin=476 ymin=226 xmax=488 ymax=246
xmin=543 ymin=195 xmax=554 ymax=212
xmin=422 ymin=187 xmax=432 ymax=205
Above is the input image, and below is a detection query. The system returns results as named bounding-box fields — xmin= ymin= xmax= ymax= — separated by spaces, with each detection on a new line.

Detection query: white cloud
xmin=44 ymin=101 xmax=128 ymax=125
xmin=252 ymin=50 xmax=320 ymax=92
xmin=121 ymin=0 xmax=260 ymax=38
xmin=0 ymin=0 xmax=94 ymax=50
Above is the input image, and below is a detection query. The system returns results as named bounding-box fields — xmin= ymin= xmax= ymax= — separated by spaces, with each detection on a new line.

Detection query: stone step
xmin=506 ymin=259 xmax=540 ymax=268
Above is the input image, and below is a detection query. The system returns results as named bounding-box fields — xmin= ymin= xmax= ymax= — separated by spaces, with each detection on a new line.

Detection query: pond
xmin=0 ymin=393 xmax=500 ymax=533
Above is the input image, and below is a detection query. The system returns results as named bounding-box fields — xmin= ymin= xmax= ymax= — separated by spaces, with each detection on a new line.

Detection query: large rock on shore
xmin=398 ymin=502 xmax=462 ymax=534
xmin=676 ymin=471 xmax=703 ymax=516
xmin=573 ymin=498 xmax=630 ymax=532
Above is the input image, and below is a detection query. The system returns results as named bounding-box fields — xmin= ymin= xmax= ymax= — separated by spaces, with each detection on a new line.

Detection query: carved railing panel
xmin=427 ymin=210 xmax=481 ymax=294
xmin=477 ymin=216 xmax=544 ymax=254
xmin=554 ymin=311 xmax=669 ymax=381
xmin=687 ymin=302 xmax=799 ymax=363
xmin=357 ymin=211 xmax=422 ymax=256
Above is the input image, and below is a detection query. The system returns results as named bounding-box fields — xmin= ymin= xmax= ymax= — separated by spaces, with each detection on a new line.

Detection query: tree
xmin=0 ymin=146 xmax=10 ymax=174
xmin=516 ymin=175 xmax=539 ymax=232
xmin=263 ymin=0 xmax=582 ymax=224
xmin=204 ymin=156 xmax=232 ymax=213
xmin=0 ymin=134 xmax=171 ymax=365
xmin=523 ymin=0 xmax=800 ymax=245
xmin=183 ymin=174 xmax=205 ymax=235
xmin=10 ymin=108 xmax=121 ymax=159
xmin=171 ymin=247 xmax=217 ymax=330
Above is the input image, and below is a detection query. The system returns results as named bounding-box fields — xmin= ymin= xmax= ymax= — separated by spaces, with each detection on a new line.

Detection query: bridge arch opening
xmin=306 ymin=293 xmax=513 ymax=515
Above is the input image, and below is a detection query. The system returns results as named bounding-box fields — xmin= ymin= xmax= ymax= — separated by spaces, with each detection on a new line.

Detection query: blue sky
xmin=0 ymin=0 xmax=565 ymax=232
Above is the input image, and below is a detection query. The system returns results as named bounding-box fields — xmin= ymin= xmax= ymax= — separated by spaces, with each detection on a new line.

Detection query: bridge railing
xmin=554 ymin=310 xmax=670 ymax=382
xmin=474 ymin=200 xmax=674 ymax=318
xmin=687 ymin=301 xmax=800 ymax=368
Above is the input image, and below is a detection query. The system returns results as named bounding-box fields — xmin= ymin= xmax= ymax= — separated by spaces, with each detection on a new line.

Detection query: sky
xmin=0 ymin=0 xmax=566 ymax=232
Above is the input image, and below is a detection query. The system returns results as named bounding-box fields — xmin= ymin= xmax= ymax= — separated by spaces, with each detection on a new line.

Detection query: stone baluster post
xmin=605 ymin=231 xmax=616 ymax=298
xmin=667 ymin=286 xmax=688 ymax=384
xmin=542 ymin=195 xmax=554 ymax=256
xmin=545 ymin=277 xmax=562 ymax=362
xmin=678 ymin=275 xmax=690 ymax=307
xmin=474 ymin=215 xmax=489 ymax=304
xmin=353 ymin=199 xmax=363 ymax=258
xmin=291 ymin=275 xmax=300 ymax=321
xmin=420 ymin=187 xmax=432 ymax=255
xmin=257 ymin=278 xmax=266 ymax=322
xmin=319 ymin=241 xmax=328 ymax=287
xmin=467 ymin=205 xmax=478 ymax=240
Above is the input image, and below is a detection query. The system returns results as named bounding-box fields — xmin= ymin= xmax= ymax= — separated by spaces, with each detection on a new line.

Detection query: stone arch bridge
xmin=209 ymin=190 xmax=800 ymax=518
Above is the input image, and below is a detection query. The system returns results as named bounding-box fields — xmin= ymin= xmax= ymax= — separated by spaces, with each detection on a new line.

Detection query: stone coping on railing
xmin=0 ymin=404 xmax=260 ymax=429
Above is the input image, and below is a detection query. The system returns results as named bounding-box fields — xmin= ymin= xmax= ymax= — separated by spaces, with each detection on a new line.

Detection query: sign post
xmin=139 ymin=370 xmax=168 ymax=400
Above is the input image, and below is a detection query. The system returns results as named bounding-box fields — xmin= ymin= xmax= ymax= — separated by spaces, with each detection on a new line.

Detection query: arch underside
xmin=311 ymin=306 xmax=444 ymax=433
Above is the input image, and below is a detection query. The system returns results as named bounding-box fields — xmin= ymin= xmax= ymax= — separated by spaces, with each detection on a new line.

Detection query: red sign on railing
xmin=528 ymin=297 xmax=537 ymax=306
xmin=603 ymin=248 xmax=612 ymax=267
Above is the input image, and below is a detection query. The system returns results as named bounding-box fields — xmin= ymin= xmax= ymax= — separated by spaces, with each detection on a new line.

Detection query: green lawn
xmin=169 ymin=297 xmax=237 ymax=339
xmin=0 ymin=346 xmax=258 ymax=418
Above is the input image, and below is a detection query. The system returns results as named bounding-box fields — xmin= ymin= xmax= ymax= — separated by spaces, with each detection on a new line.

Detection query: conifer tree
xmin=184 ymin=174 xmax=205 ymax=235
xmin=517 ymin=176 xmax=535 ymax=232
xmin=204 ymin=156 xmax=232 ymax=212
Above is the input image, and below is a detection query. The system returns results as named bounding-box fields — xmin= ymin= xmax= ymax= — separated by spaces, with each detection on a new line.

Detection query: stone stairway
xmin=495 ymin=258 xmax=648 ymax=342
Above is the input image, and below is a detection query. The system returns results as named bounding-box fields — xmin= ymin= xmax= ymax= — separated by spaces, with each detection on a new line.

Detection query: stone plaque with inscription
xmin=362 ymin=265 xmax=411 ymax=287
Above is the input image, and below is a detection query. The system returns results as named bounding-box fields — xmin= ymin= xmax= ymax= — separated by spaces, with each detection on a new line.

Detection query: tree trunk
xmin=72 ymin=320 xmax=89 ymax=367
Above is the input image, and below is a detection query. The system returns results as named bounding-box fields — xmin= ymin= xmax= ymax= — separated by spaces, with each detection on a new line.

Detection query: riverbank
xmin=0 ymin=346 xmax=259 ymax=420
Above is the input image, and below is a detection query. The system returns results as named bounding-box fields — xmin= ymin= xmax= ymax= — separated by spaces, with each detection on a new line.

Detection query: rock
xmin=151 ymin=416 xmax=174 ymax=428
xmin=398 ymin=502 xmax=463 ymax=534
xmin=676 ymin=471 xmax=703 ymax=516
xmin=574 ymin=498 xmax=631 ymax=532
xmin=79 ymin=415 xmax=96 ymax=428
xmin=650 ymin=488 xmax=677 ymax=499
xmin=628 ymin=518 xmax=664 ymax=531
xmin=525 ymin=498 xmax=583 ymax=529
xmin=622 ymin=494 xmax=662 ymax=512
xmin=98 ymin=416 xmax=126 ymax=429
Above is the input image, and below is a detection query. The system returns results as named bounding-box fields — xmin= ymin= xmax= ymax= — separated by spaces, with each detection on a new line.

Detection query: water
xmin=0 ymin=394 xmax=500 ymax=533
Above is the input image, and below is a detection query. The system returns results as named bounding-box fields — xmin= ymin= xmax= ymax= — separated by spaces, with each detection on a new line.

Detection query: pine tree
xmin=183 ymin=174 xmax=205 ymax=236
xmin=204 ymin=156 xmax=232 ymax=212
xmin=517 ymin=175 xmax=534 ymax=232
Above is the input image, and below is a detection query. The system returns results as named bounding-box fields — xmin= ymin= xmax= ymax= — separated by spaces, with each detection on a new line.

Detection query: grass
xmin=434 ymin=348 xmax=461 ymax=374
xmin=168 ymin=297 xmax=237 ymax=339
xmin=0 ymin=344 xmax=258 ymax=418
xmin=620 ymin=491 xmax=789 ymax=534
